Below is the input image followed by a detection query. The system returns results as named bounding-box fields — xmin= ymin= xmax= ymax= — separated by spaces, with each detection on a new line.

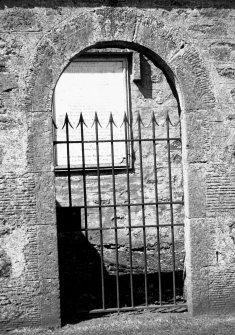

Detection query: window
xmin=53 ymin=55 xmax=131 ymax=169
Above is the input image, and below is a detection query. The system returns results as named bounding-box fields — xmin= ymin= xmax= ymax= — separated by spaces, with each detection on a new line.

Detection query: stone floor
xmin=6 ymin=312 xmax=235 ymax=335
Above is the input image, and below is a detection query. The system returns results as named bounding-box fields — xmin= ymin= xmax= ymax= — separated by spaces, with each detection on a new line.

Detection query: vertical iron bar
xmin=166 ymin=113 xmax=176 ymax=304
xmin=124 ymin=114 xmax=134 ymax=307
xmin=109 ymin=114 xmax=120 ymax=309
xmin=79 ymin=114 xmax=88 ymax=238
xmin=78 ymin=114 xmax=90 ymax=310
xmin=152 ymin=114 xmax=162 ymax=305
xmin=95 ymin=113 xmax=105 ymax=310
xmin=65 ymin=114 xmax=72 ymax=207
xmin=137 ymin=113 xmax=148 ymax=306
xmin=52 ymin=118 xmax=57 ymax=168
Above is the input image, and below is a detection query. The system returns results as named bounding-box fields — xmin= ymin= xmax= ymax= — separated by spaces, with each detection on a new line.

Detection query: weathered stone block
xmin=38 ymin=225 xmax=59 ymax=280
xmin=230 ymin=88 xmax=235 ymax=102
xmin=0 ymin=248 xmax=11 ymax=278
xmin=34 ymin=172 xmax=56 ymax=226
xmin=0 ymin=74 xmax=18 ymax=93
xmin=185 ymin=218 xmax=210 ymax=315
xmin=186 ymin=164 xmax=206 ymax=218
xmin=188 ymin=21 xmax=227 ymax=36
xmin=217 ymin=67 xmax=235 ymax=80
xmin=29 ymin=111 xmax=54 ymax=172
xmin=40 ymin=279 xmax=60 ymax=327
xmin=31 ymin=62 xmax=54 ymax=111
xmin=0 ymin=9 xmax=41 ymax=32
xmin=209 ymin=42 xmax=235 ymax=62
xmin=174 ymin=49 xmax=216 ymax=109
xmin=206 ymin=163 xmax=235 ymax=217
xmin=184 ymin=110 xmax=209 ymax=163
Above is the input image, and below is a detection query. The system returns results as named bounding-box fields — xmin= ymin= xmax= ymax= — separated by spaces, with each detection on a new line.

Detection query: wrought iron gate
xmin=53 ymin=111 xmax=186 ymax=321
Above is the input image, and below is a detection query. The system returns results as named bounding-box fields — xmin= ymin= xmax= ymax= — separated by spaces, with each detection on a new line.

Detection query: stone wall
xmin=0 ymin=0 xmax=235 ymax=330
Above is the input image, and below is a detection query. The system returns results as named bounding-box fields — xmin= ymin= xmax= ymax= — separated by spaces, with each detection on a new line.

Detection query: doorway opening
xmin=53 ymin=48 xmax=186 ymax=324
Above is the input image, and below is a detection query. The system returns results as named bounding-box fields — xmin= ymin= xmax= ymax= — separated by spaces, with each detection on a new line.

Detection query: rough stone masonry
xmin=0 ymin=0 xmax=235 ymax=330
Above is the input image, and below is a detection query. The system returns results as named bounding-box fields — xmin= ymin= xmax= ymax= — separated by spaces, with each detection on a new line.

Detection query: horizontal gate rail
xmin=89 ymin=303 xmax=188 ymax=314
xmin=64 ymin=201 xmax=184 ymax=209
xmin=54 ymin=137 xmax=181 ymax=144
xmin=77 ymin=223 xmax=184 ymax=232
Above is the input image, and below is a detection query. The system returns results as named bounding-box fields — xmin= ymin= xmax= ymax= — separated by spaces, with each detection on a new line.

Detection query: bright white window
xmin=54 ymin=56 xmax=130 ymax=168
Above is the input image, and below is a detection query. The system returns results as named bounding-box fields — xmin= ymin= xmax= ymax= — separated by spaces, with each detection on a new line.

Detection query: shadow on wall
xmin=56 ymin=207 xmax=184 ymax=325
xmin=0 ymin=0 xmax=234 ymax=9
xmin=134 ymin=54 xmax=153 ymax=99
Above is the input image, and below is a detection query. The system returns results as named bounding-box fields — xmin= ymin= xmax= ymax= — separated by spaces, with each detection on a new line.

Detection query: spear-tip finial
xmin=91 ymin=112 xmax=102 ymax=128
xmin=120 ymin=112 xmax=129 ymax=127
xmin=165 ymin=111 xmax=173 ymax=126
xmin=107 ymin=112 xmax=117 ymax=128
xmin=52 ymin=117 xmax=58 ymax=129
xmin=135 ymin=111 xmax=145 ymax=127
xmin=77 ymin=112 xmax=87 ymax=128
xmin=151 ymin=111 xmax=159 ymax=126
xmin=62 ymin=113 xmax=73 ymax=129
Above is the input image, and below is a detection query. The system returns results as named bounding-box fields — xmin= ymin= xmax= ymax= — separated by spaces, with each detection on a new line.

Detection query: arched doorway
xmin=53 ymin=45 xmax=186 ymax=323
xmin=27 ymin=8 xmax=218 ymax=325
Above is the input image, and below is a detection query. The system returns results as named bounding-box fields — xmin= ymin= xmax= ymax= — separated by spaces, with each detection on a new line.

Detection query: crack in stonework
xmin=168 ymin=44 xmax=187 ymax=63
xmin=132 ymin=15 xmax=141 ymax=42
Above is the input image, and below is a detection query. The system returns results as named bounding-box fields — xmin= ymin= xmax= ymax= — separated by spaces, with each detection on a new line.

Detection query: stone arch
xmin=25 ymin=7 xmax=216 ymax=320
xmin=26 ymin=8 xmax=215 ymax=113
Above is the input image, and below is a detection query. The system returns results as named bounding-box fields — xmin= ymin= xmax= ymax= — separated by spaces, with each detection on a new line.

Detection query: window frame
xmin=53 ymin=53 xmax=133 ymax=172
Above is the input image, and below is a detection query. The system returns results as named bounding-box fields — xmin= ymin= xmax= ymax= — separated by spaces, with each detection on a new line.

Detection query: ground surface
xmin=6 ymin=312 xmax=235 ymax=335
